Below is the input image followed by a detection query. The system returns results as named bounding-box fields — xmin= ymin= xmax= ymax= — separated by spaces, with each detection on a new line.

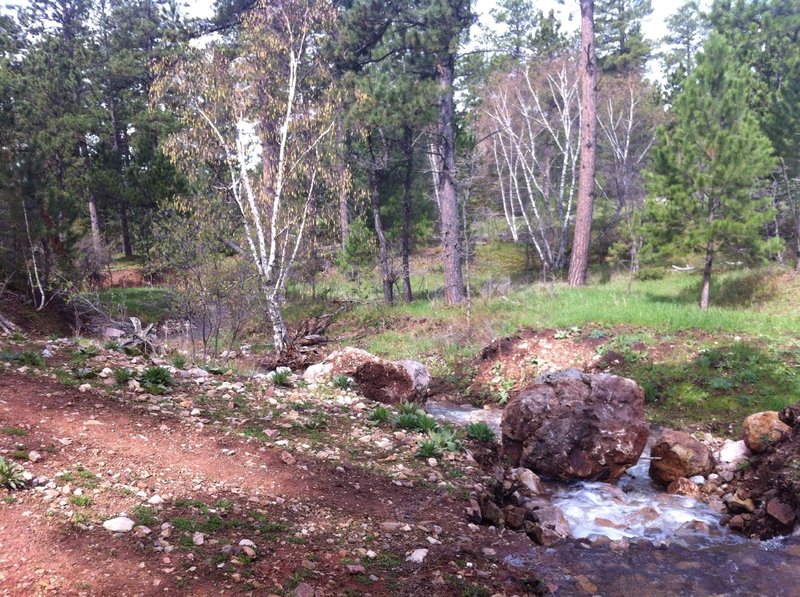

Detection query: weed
xmin=445 ymin=575 xmax=491 ymax=597
xmin=427 ymin=427 xmax=463 ymax=452
xmin=2 ymin=427 xmax=27 ymax=437
xmin=270 ymin=369 xmax=292 ymax=387
xmin=10 ymin=449 xmax=28 ymax=460
xmin=54 ymin=368 xmax=78 ymax=387
xmin=114 ymin=368 xmax=135 ymax=385
xmin=140 ymin=366 xmax=174 ymax=394
xmin=171 ymin=517 xmax=195 ymax=531
xmin=466 ymin=422 xmax=495 ymax=443
xmin=304 ymin=412 xmax=329 ymax=430
xmin=332 ymin=374 xmax=353 ymax=390
xmin=416 ymin=439 xmax=441 ymax=458
xmin=174 ymin=498 xmax=210 ymax=514
xmin=69 ymin=495 xmax=92 ymax=507
xmin=554 ymin=326 xmax=581 ymax=340
xmin=133 ymin=505 xmax=158 ymax=526
xmin=103 ymin=340 xmax=121 ymax=351
xmin=171 ymin=354 xmax=188 ymax=369
xmin=368 ymin=406 xmax=391 ymax=425
xmin=19 ymin=350 xmax=44 ymax=367
xmin=215 ymin=498 xmax=233 ymax=511
xmin=397 ymin=402 xmax=424 ymax=416
xmin=0 ymin=457 xmax=25 ymax=490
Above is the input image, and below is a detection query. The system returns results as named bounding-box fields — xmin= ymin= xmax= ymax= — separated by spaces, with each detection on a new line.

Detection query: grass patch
xmin=96 ymin=287 xmax=175 ymax=324
xmin=2 ymin=427 xmax=28 ymax=437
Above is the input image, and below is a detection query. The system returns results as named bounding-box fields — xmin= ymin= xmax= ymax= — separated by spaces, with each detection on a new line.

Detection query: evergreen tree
xmin=594 ymin=0 xmax=652 ymax=73
xmin=645 ymin=33 xmax=777 ymax=310
xmin=660 ymin=0 xmax=708 ymax=97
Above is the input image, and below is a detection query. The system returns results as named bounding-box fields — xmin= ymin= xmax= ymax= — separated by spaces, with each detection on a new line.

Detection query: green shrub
xmin=332 ymin=374 xmax=352 ymax=390
xmin=0 ymin=457 xmax=25 ymax=490
xmin=427 ymin=427 xmax=463 ymax=452
xmin=465 ymin=422 xmax=495 ymax=443
xmin=103 ymin=340 xmax=121 ymax=351
xmin=115 ymin=368 xmax=135 ymax=385
xmin=140 ymin=366 xmax=174 ymax=394
xmin=171 ymin=354 xmax=187 ymax=369
xmin=394 ymin=413 xmax=421 ymax=430
xmin=416 ymin=439 xmax=441 ymax=459
xmin=368 ymin=406 xmax=391 ymax=425
xmin=19 ymin=350 xmax=44 ymax=367
xmin=271 ymin=370 xmax=292 ymax=387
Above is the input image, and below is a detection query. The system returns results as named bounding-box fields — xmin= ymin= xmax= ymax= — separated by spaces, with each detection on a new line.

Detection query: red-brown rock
xmin=649 ymin=429 xmax=714 ymax=486
xmin=742 ymin=411 xmax=791 ymax=453
xmin=501 ymin=369 xmax=649 ymax=481
xmin=667 ymin=477 xmax=700 ymax=498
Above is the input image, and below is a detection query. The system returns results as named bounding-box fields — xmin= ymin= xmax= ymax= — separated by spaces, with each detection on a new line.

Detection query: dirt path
xmin=0 ymin=374 xmax=525 ymax=596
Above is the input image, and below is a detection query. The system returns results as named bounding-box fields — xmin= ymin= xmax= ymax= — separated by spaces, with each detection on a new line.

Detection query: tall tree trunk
xmin=435 ymin=54 xmax=464 ymax=304
xmin=88 ymin=192 xmax=102 ymax=257
xmin=568 ymin=0 xmax=598 ymax=287
xmin=401 ymin=126 xmax=414 ymax=302
xmin=120 ymin=201 xmax=133 ymax=258
xmin=369 ymin=165 xmax=393 ymax=306
xmin=336 ymin=118 xmax=350 ymax=252
xmin=266 ymin=294 xmax=289 ymax=353
xmin=700 ymin=239 xmax=714 ymax=310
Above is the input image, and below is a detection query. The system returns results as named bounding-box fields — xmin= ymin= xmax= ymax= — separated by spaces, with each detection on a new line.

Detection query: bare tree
xmin=480 ymin=52 xmax=582 ymax=274
xmin=155 ymin=0 xmax=335 ymax=353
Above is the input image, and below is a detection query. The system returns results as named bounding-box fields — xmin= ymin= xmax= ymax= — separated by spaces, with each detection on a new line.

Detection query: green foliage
xmin=114 ymin=368 xmax=135 ymax=385
xmin=2 ymin=427 xmax=27 ymax=437
xmin=416 ymin=439 xmax=441 ymax=458
xmin=465 ymin=422 xmax=495 ymax=443
xmin=332 ymin=374 xmax=352 ymax=390
xmin=103 ymin=340 xmax=121 ymax=351
xmin=19 ymin=350 xmax=44 ymax=367
xmin=69 ymin=495 xmax=92 ymax=508
xmin=595 ymin=0 xmax=653 ymax=73
xmin=171 ymin=354 xmax=187 ymax=369
xmin=0 ymin=457 xmax=25 ymax=490
xmin=368 ymin=406 xmax=391 ymax=424
xmin=427 ymin=427 xmax=463 ymax=452
xmin=645 ymin=33 xmax=777 ymax=308
xmin=270 ymin=370 xmax=292 ymax=387
xmin=139 ymin=366 xmax=174 ymax=394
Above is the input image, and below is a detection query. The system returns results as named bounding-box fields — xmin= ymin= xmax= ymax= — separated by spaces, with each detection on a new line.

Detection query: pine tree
xmin=594 ymin=0 xmax=652 ymax=74
xmin=645 ymin=33 xmax=777 ymax=310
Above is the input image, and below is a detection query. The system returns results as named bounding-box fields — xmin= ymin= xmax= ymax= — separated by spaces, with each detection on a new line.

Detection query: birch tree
xmin=154 ymin=0 xmax=335 ymax=353
xmin=479 ymin=53 xmax=581 ymax=274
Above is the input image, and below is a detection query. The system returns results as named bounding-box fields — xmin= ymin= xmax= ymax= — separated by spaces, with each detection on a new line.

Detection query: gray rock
xmin=406 ymin=548 xmax=428 ymax=563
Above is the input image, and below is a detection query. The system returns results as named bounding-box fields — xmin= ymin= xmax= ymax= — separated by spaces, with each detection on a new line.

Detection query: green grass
xmin=2 ymin=427 xmax=28 ymax=437
xmin=95 ymin=287 xmax=175 ymax=324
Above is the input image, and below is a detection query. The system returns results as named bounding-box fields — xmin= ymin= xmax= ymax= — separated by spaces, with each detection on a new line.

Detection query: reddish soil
xmin=95 ymin=269 xmax=147 ymax=289
xmin=0 ymin=374 xmax=535 ymax=596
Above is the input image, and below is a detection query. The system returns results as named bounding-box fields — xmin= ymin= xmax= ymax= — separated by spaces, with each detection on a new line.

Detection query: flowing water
xmin=425 ymin=400 xmax=800 ymax=595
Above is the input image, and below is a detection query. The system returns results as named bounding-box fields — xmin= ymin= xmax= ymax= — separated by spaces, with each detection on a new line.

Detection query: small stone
xmin=28 ymin=451 xmax=42 ymax=463
xmin=280 ymin=451 xmax=296 ymax=466
xmin=134 ymin=526 xmax=152 ymax=538
xmin=238 ymin=539 xmax=256 ymax=548
xmin=78 ymin=383 xmax=92 ymax=393
xmin=291 ymin=583 xmax=315 ymax=597
xmin=193 ymin=532 xmax=205 ymax=546
xmin=380 ymin=521 xmax=403 ymax=532
xmin=365 ymin=550 xmax=377 ymax=559
xmin=406 ymin=548 xmax=428 ymax=564
xmin=767 ymin=498 xmax=796 ymax=526
xmin=482 ymin=547 xmax=496 ymax=557
xmin=728 ymin=492 xmax=756 ymax=514
xmin=148 ymin=495 xmax=164 ymax=505
xmin=98 ymin=367 xmax=113 ymax=378
xmin=103 ymin=517 xmax=135 ymax=533
xmin=346 ymin=564 xmax=366 ymax=574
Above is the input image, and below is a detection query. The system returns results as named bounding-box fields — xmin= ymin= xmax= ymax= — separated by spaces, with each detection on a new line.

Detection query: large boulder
xmin=501 ymin=369 xmax=649 ymax=482
xmin=649 ymin=429 xmax=714 ymax=485
xmin=303 ymin=347 xmax=429 ymax=404
xmin=742 ymin=411 xmax=791 ymax=453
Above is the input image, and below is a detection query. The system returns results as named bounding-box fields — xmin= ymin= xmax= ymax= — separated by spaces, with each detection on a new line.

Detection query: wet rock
xmin=649 ymin=429 xmax=714 ymax=486
xmin=525 ymin=506 xmax=570 ymax=546
xmin=303 ymin=347 xmax=429 ymax=404
xmin=766 ymin=498 xmax=796 ymax=526
xmin=667 ymin=477 xmax=700 ymax=498
xmin=742 ymin=411 xmax=791 ymax=453
xmin=103 ymin=516 xmax=135 ymax=532
xmin=510 ymin=467 xmax=542 ymax=495
xmin=502 ymin=505 xmax=526 ymax=530
xmin=502 ymin=370 xmax=648 ymax=481
xmin=728 ymin=492 xmax=756 ymax=514
xmin=479 ymin=495 xmax=503 ymax=526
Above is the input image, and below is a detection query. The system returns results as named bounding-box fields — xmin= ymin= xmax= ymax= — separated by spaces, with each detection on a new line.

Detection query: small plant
xmin=171 ymin=354 xmax=188 ymax=369
xmin=133 ymin=505 xmax=158 ymax=526
xmin=270 ymin=370 xmax=292 ymax=387
xmin=114 ymin=368 xmax=135 ymax=385
xmin=103 ymin=340 xmax=121 ymax=351
xmin=397 ymin=402 xmax=424 ymax=416
xmin=10 ymin=449 xmax=29 ymax=460
xmin=2 ymin=427 xmax=28 ymax=437
xmin=304 ymin=412 xmax=329 ymax=430
xmin=78 ymin=343 xmax=101 ymax=357
xmin=140 ymin=366 xmax=174 ymax=394
xmin=69 ymin=495 xmax=92 ymax=507
xmin=368 ymin=406 xmax=391 ymax=425
xmin=395 ymin=413 xmax=422 ymax=430
xmin=332 ymin=374 xmax=353 ymax=390
xmin=553 ymin=326 xmax=581 ymax=340
xmin=588 ymin=329 xmax=609 ymax=340
xmin=466 ymin=421 xmax=495 ymax=443
xmin=427 ymin=427 xmax=463 ymax=452
xmin=415 ymin=414 xmax=439 ymax=432
xmin=416 ymin=439 xmax=442 ymax=459
xmin=0 ymin=457 xmax=25 ymax=490
xmin=19 ymin=350 xmax=44 ymax=367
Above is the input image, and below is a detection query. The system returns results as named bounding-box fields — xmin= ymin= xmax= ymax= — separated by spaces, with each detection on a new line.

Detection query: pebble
xmin=193 ymin=532 xmax=205 ymax=545
xmin=148 ymin=495 xmax=164 ymax=505
xmin=78 ymin=383 xmax=92 ymax=393
xmin=406 ymin=548 xmax=429 ymax=564
xmin=103 ymin=517 xmax=135 ymax=533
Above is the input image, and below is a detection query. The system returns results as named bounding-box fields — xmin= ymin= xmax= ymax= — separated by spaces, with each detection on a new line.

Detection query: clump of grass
xmin=10 ymin=449 xmax=29 ymax=460
xmin=368 ymin=406 xmax=391 ymax=425
xmin=2 ymin=427 xmax=28 ymax=437
xmin=171 ymin=354 xmax=187 ymax=369
xmin=332 ymin=374 xmax=353 ymax=390
xmin=416 ymin=439 xmax=441 ymax=459
xmin=393 ymin=403 xmax=439 ymax=432
xmin=466 ymin=421 xmax=495 ymax=443
xmin=103 ymin=340 xmax=121 ymax=351
xmin=304 ymin=412 xmax=329 ymax=430
xmin=69 ymin=495 xmax=92 ymax=507
xmin=139 ymin=366 xmax=174 ymax=394
xmin=133 ymin=505 xmax=158 ymax=526
xmin=0 ymin=457 xmax=25 ymax=490
xmin=114 ymin=368 xmax=135 ymax=385
xmin=19 ymin=350 xmax=44 ymax=367
xmin=270 ymin=369 xmax=292 ymax=387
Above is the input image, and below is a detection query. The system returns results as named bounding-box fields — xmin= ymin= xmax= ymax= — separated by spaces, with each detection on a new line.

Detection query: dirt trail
xmin=0 ymin=375 xmax=517 ymax=596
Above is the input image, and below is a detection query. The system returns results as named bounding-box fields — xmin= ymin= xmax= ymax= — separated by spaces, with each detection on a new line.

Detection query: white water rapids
xmin=425 ymin=400 xmax=738 ymax=545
